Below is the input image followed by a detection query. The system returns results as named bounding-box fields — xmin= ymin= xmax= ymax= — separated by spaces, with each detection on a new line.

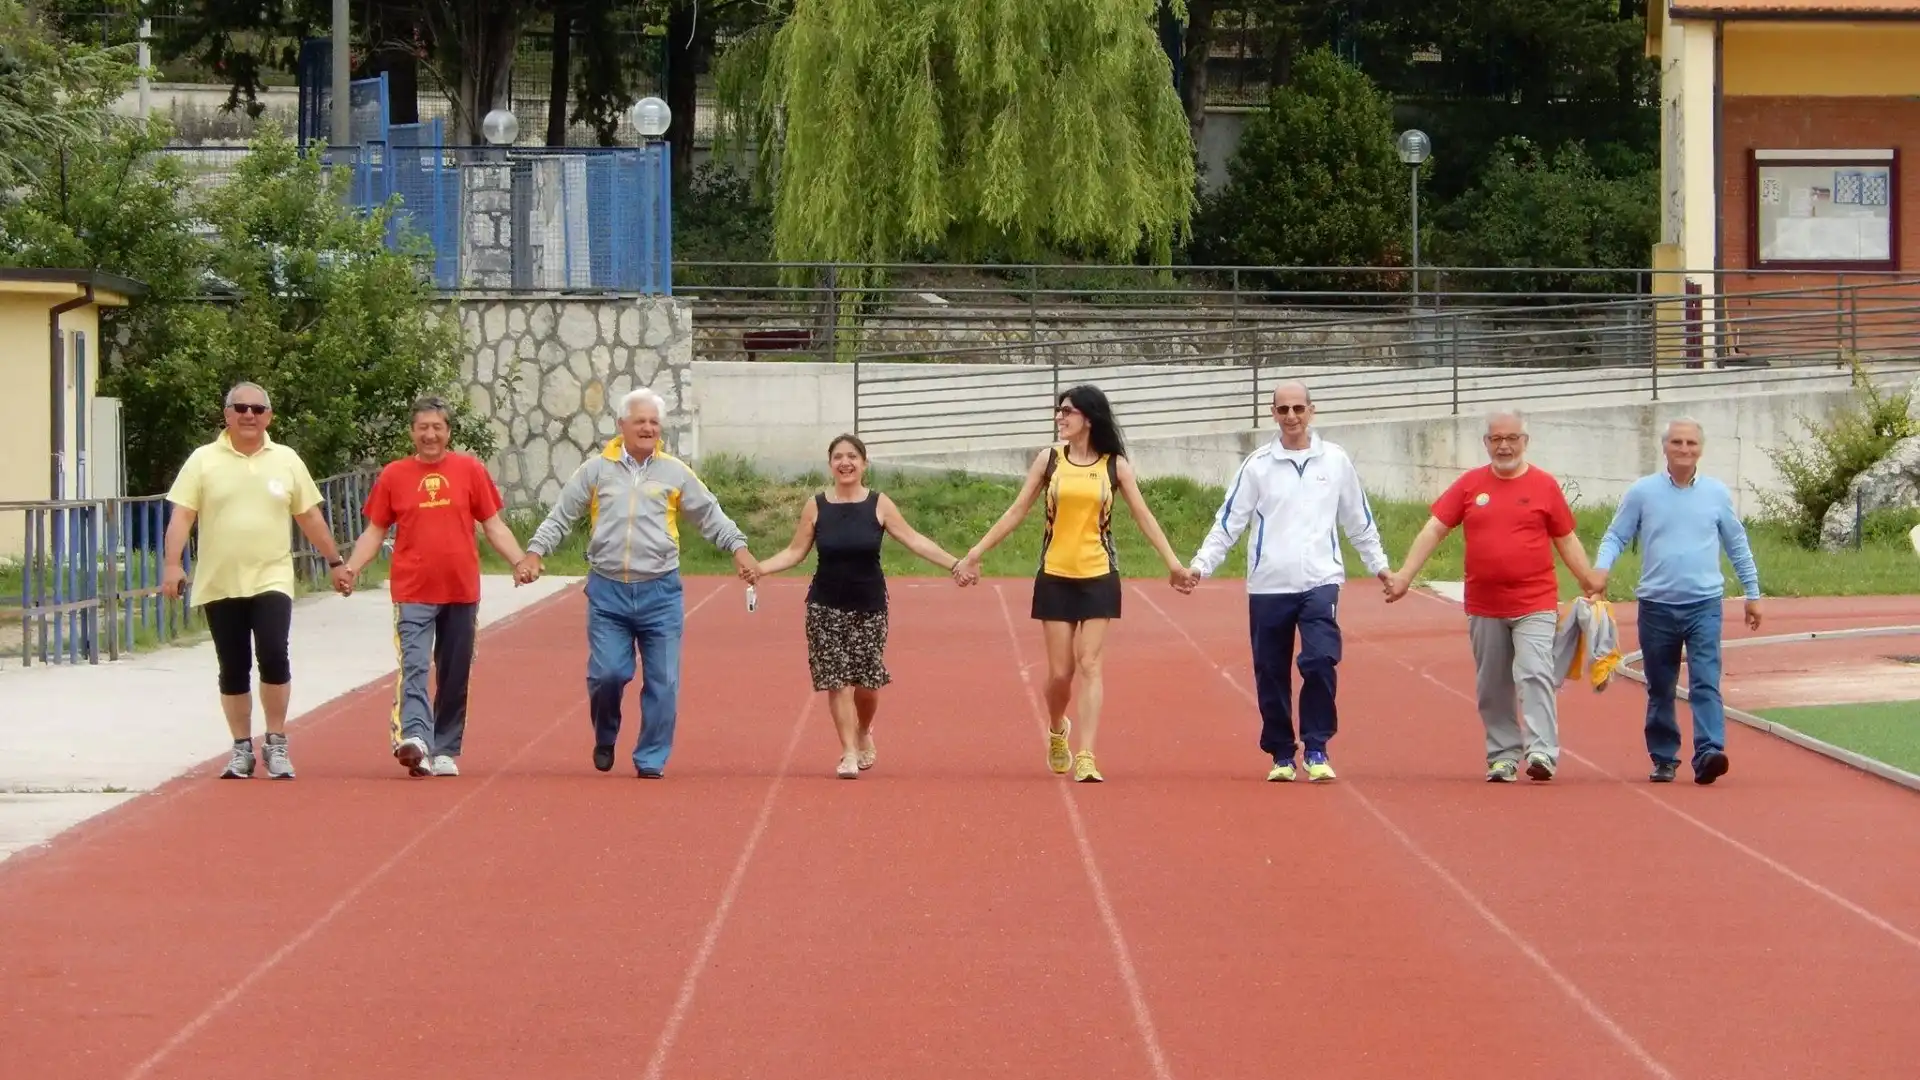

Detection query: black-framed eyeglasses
xmin=229 ymin=403 xmax=269 ymax=415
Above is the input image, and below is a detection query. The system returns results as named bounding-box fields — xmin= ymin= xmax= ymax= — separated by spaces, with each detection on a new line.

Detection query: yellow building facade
xmin=0 ymin=269 xmax=147 ymax=558
xmin=1649 ymin=0 xmax=1920 ymax=359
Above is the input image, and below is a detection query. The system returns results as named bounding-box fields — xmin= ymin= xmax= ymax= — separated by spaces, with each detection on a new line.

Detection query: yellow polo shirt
xmin=166 ymin=432 xmax=324 ymax=607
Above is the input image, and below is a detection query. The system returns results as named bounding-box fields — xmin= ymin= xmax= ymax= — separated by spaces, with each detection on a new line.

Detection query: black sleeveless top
xmin=806 ymin=491 xmax=888 ymax=613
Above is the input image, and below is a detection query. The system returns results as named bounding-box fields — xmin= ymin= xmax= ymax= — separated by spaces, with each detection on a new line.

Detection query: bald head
xmin=1269 ymin=380 xmax=1314 ymax=449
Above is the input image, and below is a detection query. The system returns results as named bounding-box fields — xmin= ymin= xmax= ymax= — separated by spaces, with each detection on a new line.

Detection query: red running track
xmin=2 ymin=576 xmax=1918 ymax=1079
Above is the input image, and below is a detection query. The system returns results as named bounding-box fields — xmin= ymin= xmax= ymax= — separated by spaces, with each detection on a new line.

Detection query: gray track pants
xmin=1467 ymin=611 xmax=1560 ymax=765
xmin=390 ymin=602 xmax=479 ymax=756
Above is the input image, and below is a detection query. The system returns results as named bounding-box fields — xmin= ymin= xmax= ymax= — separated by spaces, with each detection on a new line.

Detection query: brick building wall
xmin=1714 ymin=97 xmax=1919 ymax=356
xmin=1719 ymin=96 xmax=1920 ymax=276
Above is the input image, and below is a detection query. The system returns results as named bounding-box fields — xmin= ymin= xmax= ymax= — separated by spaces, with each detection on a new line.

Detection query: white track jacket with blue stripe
xmin=1190 ymin=432 xmax=1389 ymax=595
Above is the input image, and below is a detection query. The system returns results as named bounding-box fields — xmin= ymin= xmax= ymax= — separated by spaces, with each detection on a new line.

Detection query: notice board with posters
xmin=1751 ymin=149 xmax=1898 ymax=270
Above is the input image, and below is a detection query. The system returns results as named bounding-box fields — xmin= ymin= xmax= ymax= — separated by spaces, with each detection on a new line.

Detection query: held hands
xmin=1169 ymin=566 xmax=1199 ymax=594
xmin=330 ymin=562 xmax=357 ymax=596
xmin=1745 ymin=598 xmax=1763 ymax=631
xmin=733 ymin=548 xmax=762 ymax=585
xmin=1381 ymin=569 xmax=1411 ymax=603
xmin=514 ymin=552 xmax=544 ymax=585
xmin=1581 ymin=569 xmax=1610 ymax=601
xmin=950 ymin=553 xmax=982 ymax=587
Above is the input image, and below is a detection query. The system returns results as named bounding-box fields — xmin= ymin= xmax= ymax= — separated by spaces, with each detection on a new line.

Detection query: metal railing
xmin=845 ymin=277 xmax=1920 ymax=452
xmin=673 ymin=261 xmax=1914 ymax=365
xmin=1 ymin=471 xmax=378 ymax=669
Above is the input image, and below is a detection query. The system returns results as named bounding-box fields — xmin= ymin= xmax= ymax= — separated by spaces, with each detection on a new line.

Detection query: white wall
xmin=690 ymin=358 xmax=1910 ymax=516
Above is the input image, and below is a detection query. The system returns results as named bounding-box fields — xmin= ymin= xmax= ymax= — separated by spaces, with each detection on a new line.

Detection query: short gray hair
xmin=1664 ymin=416 xmax=1704 ymax=441
xmin=620 ymin=387 xmax=666 ymax=420
xmin=1484 ymin=409 xmax=1527 ymax=434
xmin=225 ymin=382 xmax=270 ymax=409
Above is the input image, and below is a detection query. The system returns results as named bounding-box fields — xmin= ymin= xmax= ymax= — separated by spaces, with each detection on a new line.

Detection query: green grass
xmin=1756 ymin=700 xmax=1920 ymax=775
xmin=475 ymin=455 xmax=1920 ymax=599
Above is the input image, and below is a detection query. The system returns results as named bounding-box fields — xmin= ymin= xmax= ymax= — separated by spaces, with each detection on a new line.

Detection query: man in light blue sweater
xmin=1594 ymin=418 xmax=1763 ymax=785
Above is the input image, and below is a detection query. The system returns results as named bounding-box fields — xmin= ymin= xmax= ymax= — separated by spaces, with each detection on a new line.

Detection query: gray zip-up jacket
xmin=527 ymin=438 xmax=747 ymax=582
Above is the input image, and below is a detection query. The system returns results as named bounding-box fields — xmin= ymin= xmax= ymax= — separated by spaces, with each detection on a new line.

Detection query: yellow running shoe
xmin=1304 ymin=751 xmax=1337 ymax=783
xmin=1267 ymin=760 xmax=1297 ymax=782
xmin=1047 ymin=719 xmax=1073 ymax=774
xmin=1073 ymin=750 xmax=1103 ymax=782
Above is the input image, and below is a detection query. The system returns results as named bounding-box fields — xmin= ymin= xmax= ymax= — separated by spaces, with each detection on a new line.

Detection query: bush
xmin=3 ymin=122 xmax=491 ymax=494
xmin=1757 ymin=366 xmax=1917 ymax=548
xmin=1188 ymin=47 xmax=1413 ymax=290
xmin=1432 ymin=136 xmax=1658 ymax=294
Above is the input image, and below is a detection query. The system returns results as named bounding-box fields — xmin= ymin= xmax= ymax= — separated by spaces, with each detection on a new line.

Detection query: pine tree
xmin=714 ymin=0 xmax=1196 ymax=271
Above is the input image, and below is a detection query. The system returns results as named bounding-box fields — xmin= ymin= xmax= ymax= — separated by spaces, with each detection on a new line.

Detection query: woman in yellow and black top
xmin=956 ymin=385 xmax=1188 ymax=782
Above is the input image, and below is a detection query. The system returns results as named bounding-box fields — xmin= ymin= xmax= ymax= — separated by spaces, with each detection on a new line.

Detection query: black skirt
xmin=1031 ymin=571 xmax=1123 ymax=623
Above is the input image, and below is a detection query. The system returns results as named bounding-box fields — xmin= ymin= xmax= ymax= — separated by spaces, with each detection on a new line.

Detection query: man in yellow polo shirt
xmin=162 ymin=382 xmax=350 ymax=781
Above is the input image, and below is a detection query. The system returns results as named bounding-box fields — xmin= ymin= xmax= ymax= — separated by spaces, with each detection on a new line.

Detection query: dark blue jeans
xmin=1636 ymin=597 xmax=1725 ymax=768
xmin=585 ymin=570 xmax=686 ymax=772
xmin=1249 ymin=584 xmax=1343 ymax=761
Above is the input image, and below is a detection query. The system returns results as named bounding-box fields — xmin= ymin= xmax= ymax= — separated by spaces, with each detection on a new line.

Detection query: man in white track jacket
xmin=1183 ymin=381 xmax=1391 ymax=783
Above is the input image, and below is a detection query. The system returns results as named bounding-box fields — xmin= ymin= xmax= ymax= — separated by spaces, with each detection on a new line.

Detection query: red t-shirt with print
xmin=364 ymin=452 xmax=505 ymax=606
xmin=1430 ymin=464 xmax=1576 ymax=618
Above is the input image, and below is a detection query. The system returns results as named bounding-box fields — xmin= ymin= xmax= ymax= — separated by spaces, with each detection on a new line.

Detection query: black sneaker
xmin=593 ymin=744 xmax=615 ymax=772
xmin=636 ymin=766 xmax=663 ymax=779
xmin=1693 ymin=751 xmax=1729 ymax=785
xmin=1649 ymin=762 xmax=1679 ymax=783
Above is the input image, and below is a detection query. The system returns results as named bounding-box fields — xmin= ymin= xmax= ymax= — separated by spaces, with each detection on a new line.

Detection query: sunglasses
xmin=1273 ymin=404 xmax=1310 ymax=415
xmin=229 ymin=403 xmax=269 ymax=415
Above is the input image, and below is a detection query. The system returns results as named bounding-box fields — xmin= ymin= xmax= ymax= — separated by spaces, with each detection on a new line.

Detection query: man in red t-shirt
xmin=1384 ymin=410 xmax=1604 ymax=783
xmin=339 ymin=396 xmax=528 ymax=777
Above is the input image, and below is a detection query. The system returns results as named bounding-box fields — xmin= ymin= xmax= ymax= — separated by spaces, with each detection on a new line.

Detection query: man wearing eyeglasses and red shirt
xmin=1386 ymin=409 xmax=1606 ymax=783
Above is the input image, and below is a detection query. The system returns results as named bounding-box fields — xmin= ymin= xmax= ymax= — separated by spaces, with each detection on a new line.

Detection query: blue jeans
xmin=1636 ymin=597 xmax=1725 ymax=767
xmin=1249 ymin=584 xmax=1343 ymax=761
xmin=585 ymin=571 xmax=685 ymax=772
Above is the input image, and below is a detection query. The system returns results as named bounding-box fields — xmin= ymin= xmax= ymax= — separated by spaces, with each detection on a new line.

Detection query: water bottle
xmin=745 ymin=585 xmax=757 ymax=612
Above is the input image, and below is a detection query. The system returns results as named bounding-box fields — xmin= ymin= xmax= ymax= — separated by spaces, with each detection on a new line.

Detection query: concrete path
xmin=0 ymin=574 xmax=581 ymax=861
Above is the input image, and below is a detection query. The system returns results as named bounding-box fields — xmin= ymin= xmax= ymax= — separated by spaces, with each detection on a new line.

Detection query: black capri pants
xmin=202 ymin=591 xmax=295 ymax=695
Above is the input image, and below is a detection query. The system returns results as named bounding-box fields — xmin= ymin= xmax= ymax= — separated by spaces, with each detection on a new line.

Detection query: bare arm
xmin=1395 ymin=516 xmax=1454 ymax=582
xmin=163 ymin=506 xmax=197 ymax=573
xmin=962 ymin=448 xmax=1053 ymax=565
xmin=1114 ymin=456 xmax=1184 ymax=574
xmin=478 ymin=513 xmax=526 ymax=566
xmin=1552 ymin=531 xmax=1604 ymax=595
xmin=757 ymin=498 xmax=819 ymax=576
xmin=344 ymin=521 xmax=391 ymax=575
xmin=293 ymin=505 xmax=344 ymax=563
xmin=878 ymin=494 xmax=961 ymax=571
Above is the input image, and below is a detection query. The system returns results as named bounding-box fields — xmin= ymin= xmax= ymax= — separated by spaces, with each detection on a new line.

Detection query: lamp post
xmin=1395 ymin=128 xmax=1431 ymax=307
xmin=630 ymin=96 xmax=672 ymax=142
xmin=482 ymin=109 xmax=520 ymax=147
xmin=629 ymin=96 xmax=674 ymax=295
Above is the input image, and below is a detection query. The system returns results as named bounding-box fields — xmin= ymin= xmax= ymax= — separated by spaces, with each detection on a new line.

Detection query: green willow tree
xmin=713 ymin=0 xmax=1197 ymax=272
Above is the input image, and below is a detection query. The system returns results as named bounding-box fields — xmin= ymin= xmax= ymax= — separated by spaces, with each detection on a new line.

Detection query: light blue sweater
xmin=1595 ymin=471 xmax=1762 ymax=603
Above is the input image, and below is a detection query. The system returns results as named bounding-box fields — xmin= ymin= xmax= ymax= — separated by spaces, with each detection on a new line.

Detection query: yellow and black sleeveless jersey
xmin=1037 ymin=444 xmax=1119 ymax=579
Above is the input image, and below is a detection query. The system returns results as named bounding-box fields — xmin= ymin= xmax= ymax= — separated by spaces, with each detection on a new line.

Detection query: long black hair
xmin=1058 ymin=384 xmax=1126 ymax=458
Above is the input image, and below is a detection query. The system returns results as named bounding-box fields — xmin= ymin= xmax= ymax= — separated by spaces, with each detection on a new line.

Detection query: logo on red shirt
xmin=417 ymin=473 xmax=452 ymax=509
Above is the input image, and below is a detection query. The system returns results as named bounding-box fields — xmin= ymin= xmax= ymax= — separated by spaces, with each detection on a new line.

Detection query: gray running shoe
xmin=221 ymin=742 xmax=255 ymax=779
xmin=263 ymin=734 xmax=295 ymax=779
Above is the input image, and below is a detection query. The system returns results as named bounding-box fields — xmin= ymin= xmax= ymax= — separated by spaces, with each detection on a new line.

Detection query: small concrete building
xmin=1648 ymin=0 xmax=1919 ymax=360
xmin=0 ymin=268 xmax=147 ymax=557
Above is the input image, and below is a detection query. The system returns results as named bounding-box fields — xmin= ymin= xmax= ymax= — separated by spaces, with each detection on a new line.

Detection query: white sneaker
xmin=394 ymin=736 xmax=431 ymax=776
xmin=430 ymin=754 xmax=460 ymax=777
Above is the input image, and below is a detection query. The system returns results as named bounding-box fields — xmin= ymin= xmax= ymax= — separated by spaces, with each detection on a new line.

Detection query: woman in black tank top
xmin=756 ymin=434 xmax=968 ymax=778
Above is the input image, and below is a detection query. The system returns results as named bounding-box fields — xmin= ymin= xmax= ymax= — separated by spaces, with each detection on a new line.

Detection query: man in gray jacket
xmin=518 ymin=388 xmax=761 ymax=777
